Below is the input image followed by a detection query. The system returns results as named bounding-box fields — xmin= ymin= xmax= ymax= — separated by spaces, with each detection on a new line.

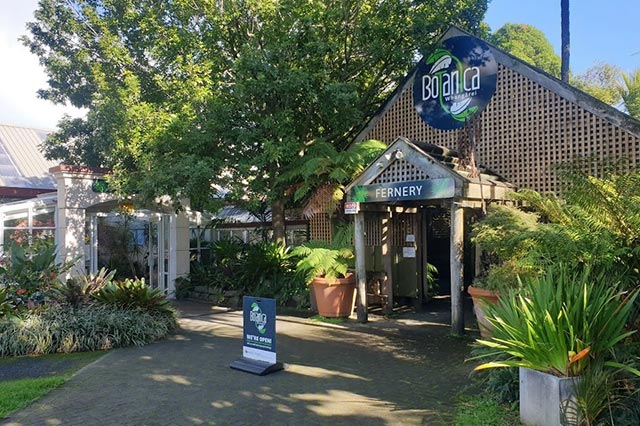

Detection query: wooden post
xmin=381 ymin=211 xmax=393 ymax=315
xmin=354 ymin=211 xmax=368 ymax=323
xmin=450 ymin=202 xmax=465 ymax=335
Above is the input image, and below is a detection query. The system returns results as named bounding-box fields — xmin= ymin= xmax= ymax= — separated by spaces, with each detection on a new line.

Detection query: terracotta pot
xmin=310 ymin=273 xmax=357 ymax=318
xmin=468 ymin=285 xmax=501 ymax=338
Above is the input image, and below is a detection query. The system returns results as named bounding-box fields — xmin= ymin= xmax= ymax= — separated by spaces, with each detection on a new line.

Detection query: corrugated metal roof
xmin=0 ymin=124 xmax=57 ymax=189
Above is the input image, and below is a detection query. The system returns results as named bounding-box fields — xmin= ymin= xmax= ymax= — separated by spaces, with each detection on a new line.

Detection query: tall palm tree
xmin=561 ymin=0 xmax=570 ymax=82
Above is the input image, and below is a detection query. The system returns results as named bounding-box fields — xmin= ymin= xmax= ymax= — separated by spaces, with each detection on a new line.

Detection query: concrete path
xmin=2 ymin=301 xmax=477 ymax=426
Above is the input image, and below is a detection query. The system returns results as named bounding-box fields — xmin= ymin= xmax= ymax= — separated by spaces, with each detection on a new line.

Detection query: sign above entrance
xmin=413 ymin=35 xmax=497 ymax=130
xmin=350 ymin=178 xmax=455 ymax=203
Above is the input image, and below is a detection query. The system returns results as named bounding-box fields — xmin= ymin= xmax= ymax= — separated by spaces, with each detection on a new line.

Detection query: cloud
xmin=0 ymin=0 xmax=85 ymax=130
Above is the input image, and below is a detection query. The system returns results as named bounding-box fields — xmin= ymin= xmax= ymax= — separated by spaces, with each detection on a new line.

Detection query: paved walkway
xmin=2 ymin=300 xmax=478 ymax=426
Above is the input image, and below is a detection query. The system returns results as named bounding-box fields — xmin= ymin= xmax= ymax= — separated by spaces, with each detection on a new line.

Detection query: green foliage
xmin=620 ymin=69 xmax=640 ymax=118
xmin=53 ymin=268 xmax=116 ymax=308
xmin=571 ymin=63 xmax=640 ymax=119
xmin=490 ymin=23 xmax=561 ymax=77
xmin=281 ymin=139 xmax=387 ymax=205
xmin=0 ymin=240 xmax=78 ymax=314
xmin=93 ymin=278 xmax=175 ymax=316
xmin=572 ymin=62 xmax=624 ymax=106
xmin=292 ymin=242 xmax=354 ymax=285
xmin=0 ymin=287 xmax=15 ymax=319
xmin=181 ymin=239 xmax=307 ymax=306
xmin=0 ymin=240 xmax=74 ymax=296
xmin=0 ymin=351 xmax=105 ymax=418
xmin=0 ymin=376 xmax=66 ymax=418
xmin=471 ymin=205 xmax=541 ymax=290
xmin=24 ymin=0 xmax=488 ymax=222
xmin=0 ymin=306 xmax=176 ymax=357
xmin=454 ymin=394 xmax=520 ymax=426
xmin=474 ymin=265 xmax=638 ymax=378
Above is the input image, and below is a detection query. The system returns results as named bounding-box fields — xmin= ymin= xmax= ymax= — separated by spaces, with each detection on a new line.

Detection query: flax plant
xmin=474 ymin=264 xmax=638 ymax=377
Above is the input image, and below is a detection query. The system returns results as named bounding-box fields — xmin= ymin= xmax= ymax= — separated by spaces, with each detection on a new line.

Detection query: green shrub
xmin=93 ymin=278 xmax=175 ymax=316
xmin=0 ymin=305 xmax=176 ymax=357
xmin=53 ymin=268 xmax=116 ymax=308
xmin=475 ymin=264 xmax=637 ymax=377
xmin=182 ymin=239 xmax=307 ymax=306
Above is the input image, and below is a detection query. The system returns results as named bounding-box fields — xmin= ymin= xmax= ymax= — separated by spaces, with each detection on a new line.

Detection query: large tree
xmin=572 ymin=64 xmax=640 ymax=119
xmin=24 ymin=0 xmax=488 ymax=243
xmin=490 ymin=23 xmax=561 ymax=77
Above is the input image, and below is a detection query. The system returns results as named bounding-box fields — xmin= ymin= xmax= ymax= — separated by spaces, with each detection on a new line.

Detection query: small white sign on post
xmin=402 ymin=247 xmax=416 ymax=258
xmin=344 ymin=201 xmax=360 ymax=215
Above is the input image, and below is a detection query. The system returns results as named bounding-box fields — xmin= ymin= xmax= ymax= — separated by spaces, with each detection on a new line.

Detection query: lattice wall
xmin=364 ymin=64 xmax=640 ymax=194
xmin=365 ymin=214 xmax=382 ymax=246
xmin=372 ymin=159 xmax=430 ymax=184
xmin=309 ymin=213 xmax=332 ymax=241
xmin=391 ymin=213 xmax=417 ymax=246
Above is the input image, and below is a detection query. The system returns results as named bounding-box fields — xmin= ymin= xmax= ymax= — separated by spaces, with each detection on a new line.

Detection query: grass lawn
xmin=0 ymin=351 xmax=105 ymax=418
xmin=454 ymin=395 xmax=521 ymax=426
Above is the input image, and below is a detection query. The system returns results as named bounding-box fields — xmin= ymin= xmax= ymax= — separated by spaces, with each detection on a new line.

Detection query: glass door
xmin=148 ymin=214 xmax=170 ymax=294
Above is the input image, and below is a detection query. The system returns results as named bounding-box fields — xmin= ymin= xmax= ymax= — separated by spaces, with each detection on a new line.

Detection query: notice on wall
xmin=402 ymin=247 xmax=416 ymax=258
xmin=344 ymin=201 xmax=360 ymax=215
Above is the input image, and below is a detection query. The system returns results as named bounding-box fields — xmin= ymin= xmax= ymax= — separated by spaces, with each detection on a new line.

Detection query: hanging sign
xmin=413 ymin=35 xmax=497 ymax=130
xmin=350 ymin=178 xmax=455 ymax=203
xmin=230 ymin=296 xmax=283 ymax=375
xmin=91 ymin=179 xmax=111 ymax=193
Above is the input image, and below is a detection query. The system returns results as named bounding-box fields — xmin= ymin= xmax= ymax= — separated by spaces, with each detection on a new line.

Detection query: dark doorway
xmin=427 ymin=208 xmax=451 ymax=295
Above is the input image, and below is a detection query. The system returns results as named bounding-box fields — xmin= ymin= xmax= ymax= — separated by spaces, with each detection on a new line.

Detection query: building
xmin=309 ymin=26 xmax=640 ymax=331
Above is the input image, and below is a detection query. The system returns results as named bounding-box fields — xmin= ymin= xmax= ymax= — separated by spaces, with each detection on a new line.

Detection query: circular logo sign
xmin=249 ymin=302 xmax=267 ymax=335
xmin=413 ymin=35 xmax=497 ymax=130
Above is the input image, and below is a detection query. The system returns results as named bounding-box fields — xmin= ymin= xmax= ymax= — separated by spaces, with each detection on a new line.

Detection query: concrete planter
xmin=467 ymin=285 xmax=501 ymax=338
xmin=519 ymin=367 xmax=579 ymax=426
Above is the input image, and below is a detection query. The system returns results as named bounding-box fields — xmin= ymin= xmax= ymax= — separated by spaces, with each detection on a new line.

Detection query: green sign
xmin=350 ymin=178 xmax=455 ymax=203
xmin=91 ymin=179 xmax=111 ymax=193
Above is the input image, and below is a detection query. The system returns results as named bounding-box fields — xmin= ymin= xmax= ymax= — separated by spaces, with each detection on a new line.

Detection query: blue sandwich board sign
xmin=230 ymin=296 xmax=283 ymax=376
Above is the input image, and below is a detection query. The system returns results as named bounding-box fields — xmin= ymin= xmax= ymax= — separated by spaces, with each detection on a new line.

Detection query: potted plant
xmin=473 ymin=264 xmax=639 ymax=426
xmin=292 ymin=240 xmax=356 ymax=318
xmin=469 ymin=205 xmax=540 ymax=337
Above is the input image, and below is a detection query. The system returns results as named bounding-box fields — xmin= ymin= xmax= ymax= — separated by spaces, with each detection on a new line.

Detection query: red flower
xmin=49 ymin=273 xmax=56 ymax=279
xmin=16 ymin=288 xmax=26 ymax=295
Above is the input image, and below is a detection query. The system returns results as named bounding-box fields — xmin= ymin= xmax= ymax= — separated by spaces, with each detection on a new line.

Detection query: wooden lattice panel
xmin=392 ymin=213 xmax=416 ymax=246
xmin=364 ymin=64 xmax=640 ymax=194
xmin=372 ymin=159 xmax=430 ymax=184
xmin=309 ymin=213 xmax=332 ymax=242
xmin=365 ymin=214 xmax=382 ymax=246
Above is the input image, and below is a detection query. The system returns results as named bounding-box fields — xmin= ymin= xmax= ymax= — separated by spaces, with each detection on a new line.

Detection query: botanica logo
xmin=250 ymin=302 xmax=267 ymax=334
xmin=413 ymin=35 xmax=497 ymax=130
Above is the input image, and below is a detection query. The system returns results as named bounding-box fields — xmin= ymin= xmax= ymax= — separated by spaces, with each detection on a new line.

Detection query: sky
xmin=0 ymin=0 xmax=638 ymax=130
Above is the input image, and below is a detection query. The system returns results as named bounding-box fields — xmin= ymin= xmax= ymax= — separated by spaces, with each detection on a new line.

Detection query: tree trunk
xmin=561 ymin=0 xmax=570 ymax=82
xmin=271 ymin=197 xmax=286 ymax=245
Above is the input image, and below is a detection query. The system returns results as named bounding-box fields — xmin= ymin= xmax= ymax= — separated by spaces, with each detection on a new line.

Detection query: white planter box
xmin=519 ymin=367 xmax=579 ymax=426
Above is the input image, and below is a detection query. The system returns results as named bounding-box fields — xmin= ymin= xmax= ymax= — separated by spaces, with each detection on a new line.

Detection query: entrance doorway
xmin=388 ymin=206 xmax=451 ymax=305
xmin=85 ymin=213 xmax=171 ymax=294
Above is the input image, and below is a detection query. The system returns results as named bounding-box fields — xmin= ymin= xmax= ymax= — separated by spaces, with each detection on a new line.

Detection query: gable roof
xmin=0 ymin=124 xmax=57 ymax=190
xmin=352 ymin=26 xmax=640 ymax=145
xmin=345 ymin=137 xmax=514 ymax=204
